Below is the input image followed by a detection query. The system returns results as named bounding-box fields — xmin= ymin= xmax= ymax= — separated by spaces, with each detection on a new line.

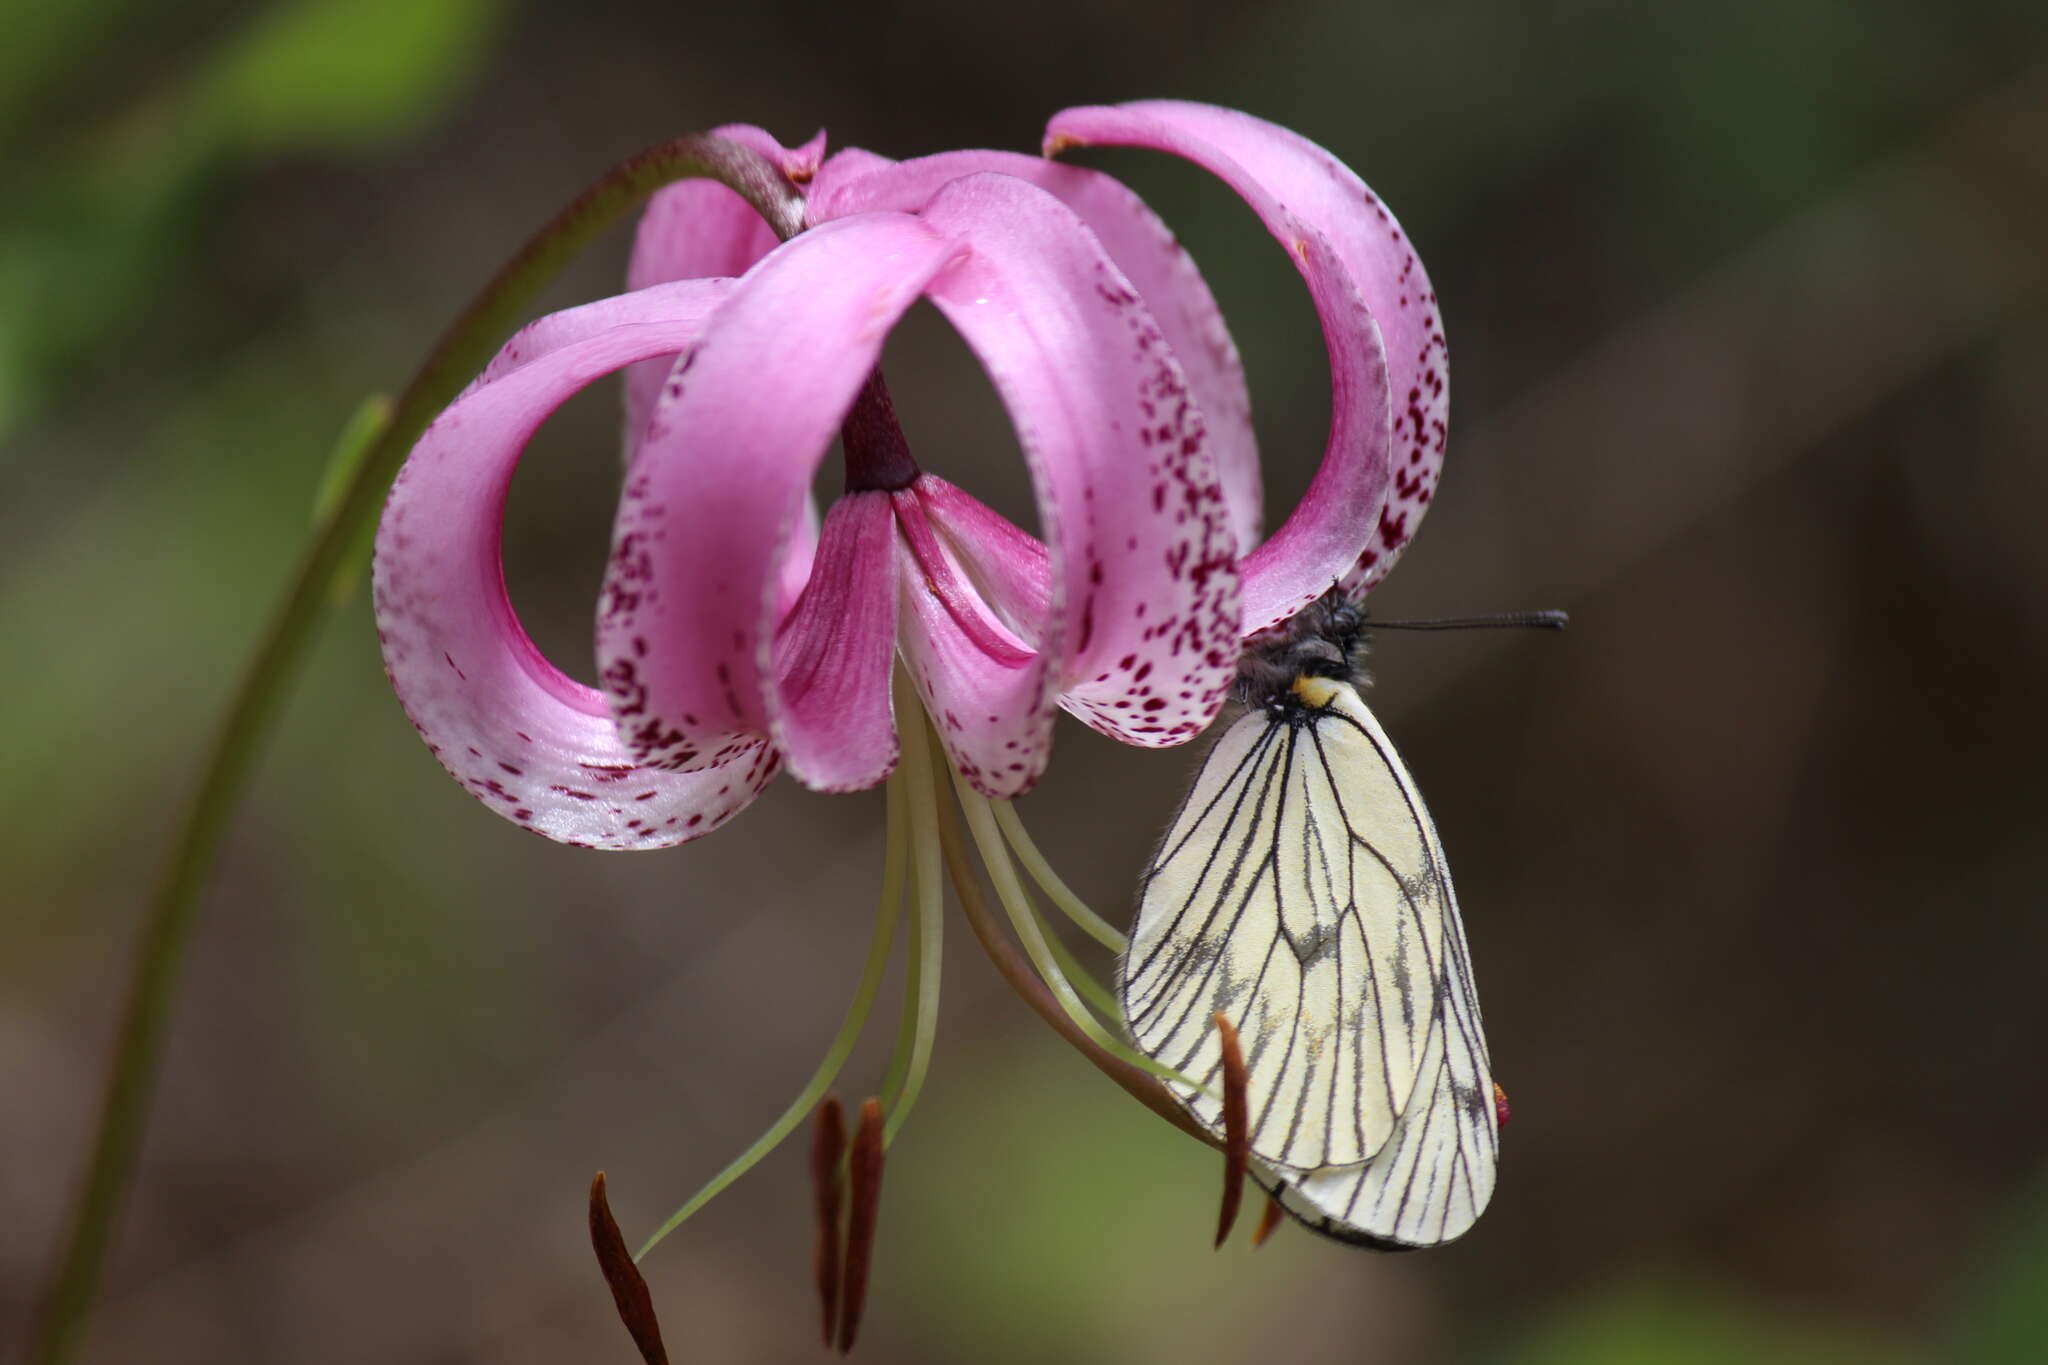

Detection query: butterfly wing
xmin=1124 ymin=678 xmax=1497 ymax=1245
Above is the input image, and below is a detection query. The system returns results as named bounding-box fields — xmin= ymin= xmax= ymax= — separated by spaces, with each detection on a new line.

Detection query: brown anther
xmin=1493 ymin=1080 xmax=1512 ymax=1130
xmin=811 ymin=1097 xmax=848 ymax=1347
xmin=1250 ymin=1193 xmax=1286 ymax=1249
xmin=588 ymin=1172 xmax=669 ymax=1365
xmin=1212 ymin=1011 xmax=1250 ymax=1248
xmin=837 ymin=1098 xmax=887 ymax=1354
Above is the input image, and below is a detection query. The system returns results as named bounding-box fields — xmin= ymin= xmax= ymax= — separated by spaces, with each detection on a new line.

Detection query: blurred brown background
xmin=5 ymin=1 xmax=2046 ymax=1361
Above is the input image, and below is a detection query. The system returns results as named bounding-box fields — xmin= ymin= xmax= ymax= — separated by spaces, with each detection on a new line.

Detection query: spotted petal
xmin=917 ymin=173 xmax=1241 ymax=757
xmin=595 ymin=211 xmax=958 ymax=779
xmin=810 ymin=150 xmax=1260 ymax=553
xmin=375 ymin=320 xmax=779 ymax=850
xmin=1047 ymin=101 xmax=1411 ymax=624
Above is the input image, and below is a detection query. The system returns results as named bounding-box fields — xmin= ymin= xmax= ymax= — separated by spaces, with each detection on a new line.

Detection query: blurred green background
xmin=5 ymin=1 xmax=2047 ymax=1361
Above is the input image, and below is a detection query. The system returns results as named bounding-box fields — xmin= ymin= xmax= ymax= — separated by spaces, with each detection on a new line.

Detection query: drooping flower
xmin=371 ymin=100 xmax=1447 ymax=1350
xmin=373 ymin=103 xmax=1442 ymax=848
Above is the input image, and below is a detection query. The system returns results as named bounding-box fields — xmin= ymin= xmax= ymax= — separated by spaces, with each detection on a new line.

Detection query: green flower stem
xmin=29 ymin=134 xmax=806 ymax=1365
xmin=634 ymin=772 xmax=908 ymax=1263
xmin=991 ymin=801 xmax=1129 ymax=953
xmin=880 ymin=677 xmax=944 ymax=1147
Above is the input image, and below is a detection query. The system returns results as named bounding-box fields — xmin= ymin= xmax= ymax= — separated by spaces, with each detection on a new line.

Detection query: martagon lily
xmin=373 ymin=100 xmax=1444 ymax=1352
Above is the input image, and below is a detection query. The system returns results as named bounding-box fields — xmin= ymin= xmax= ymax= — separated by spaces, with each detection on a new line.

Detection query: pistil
xmin=840 ymin=370 xmax=921 ymax=492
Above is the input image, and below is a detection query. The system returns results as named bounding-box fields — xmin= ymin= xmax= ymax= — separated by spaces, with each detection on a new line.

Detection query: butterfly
xmin=1122 ymin=593 xmax=1552 ymax=1248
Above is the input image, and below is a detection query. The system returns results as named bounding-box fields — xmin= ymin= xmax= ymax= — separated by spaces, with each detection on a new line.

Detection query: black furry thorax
xmin=1234 ymin=590 xmax=1373 ymax=709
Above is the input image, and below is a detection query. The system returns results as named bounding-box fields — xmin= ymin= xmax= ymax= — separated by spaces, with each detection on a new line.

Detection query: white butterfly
xmin=1122 ymin=606 xmax=1499 ymax=1248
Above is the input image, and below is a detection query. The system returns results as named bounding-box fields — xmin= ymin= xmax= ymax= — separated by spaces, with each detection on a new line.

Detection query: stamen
xmin=1250 ymin=1194 xmax=1285 ymax=1249
xmin=635 ymin=773 xmax=909 ymax=1260
xmin=840 ymin=370 xmax=920 ymax=492
xmin=1036 ymin=902 xmax=1120 ymax=1022
xmin=588 ymin=1172 xmax=670 ymax=1365
xmin=810 ymin=1099 xmax=847 ymax=1347
xmin=1212 ymin=1013 xmax=1249 ymax=1249
xmin=949 ymin=767 xmax=1218 ymax=1100
xmin=1493 ymin=1080 xmax=1512 ymax=1130
xmin=930 ymin=750 xmax=1215 ymax=1146
xmin=991 ymin=800 xmax=1129 ymax=952
xmin=837 ymin=1098 xmax=887 ymax=1354
xmin=879 ymin=671 xmax=945 ymax=1146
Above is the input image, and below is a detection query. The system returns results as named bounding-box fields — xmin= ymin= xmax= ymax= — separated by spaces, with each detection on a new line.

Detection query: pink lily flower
xmin=372 ymin=104 xmax=1451 ymax=1345
xmin=373 ymin=104 xmax=1441 ymax=850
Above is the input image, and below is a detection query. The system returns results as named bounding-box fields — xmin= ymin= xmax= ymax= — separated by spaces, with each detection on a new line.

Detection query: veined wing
xmin=1253 ymin=936 xmax=1498 ymax=1247
xmin=1122 ymin=678 xmax=1465 ymax=1175
xmin=1256 ymin=680 xmax=1497 ymax=1247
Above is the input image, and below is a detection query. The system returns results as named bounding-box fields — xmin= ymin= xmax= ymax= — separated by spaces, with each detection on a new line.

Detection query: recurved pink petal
xmin=916 ymin=174 xmax=1241 ymax=753
xmin=811 ymin=150 xmax=1261 ymax=553
xmin=595 ymin=211 xmax=958 ymax=776
xmin=624 ymin=125 xmax=825 ymax=456
xmin=1046 ymin=102 xmax=1413 ymax=622
xmin=458 ymin=279 xmax=735 ymax=405
xmin=374 ymin=322 xmax=780 ymax=850
xmin=766 ymin=492 xmax=902 ymax=792
xmin=912 ymin=475 xmax=1049 ymax=646
xmin=892 ymin=490 xmax=1048 ymax=796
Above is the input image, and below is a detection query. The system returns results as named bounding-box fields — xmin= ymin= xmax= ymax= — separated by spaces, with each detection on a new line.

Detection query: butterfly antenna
xmin=1366 ymin=610 xmax=1569 ymax=632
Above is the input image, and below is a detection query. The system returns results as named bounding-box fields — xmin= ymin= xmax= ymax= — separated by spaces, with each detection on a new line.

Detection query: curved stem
xmin=932 ymin=760 xmax=1217 ymax=1149
xmin=28 ymin=135 xmax=805 ymax=1365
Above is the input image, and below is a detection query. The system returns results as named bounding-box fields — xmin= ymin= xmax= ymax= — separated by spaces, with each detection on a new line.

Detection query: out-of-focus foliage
xmin=1501 ymin=1280 xmax=1928 ymax=1365
xmin=1950 ymin=1176 xmax=2048 ymax=1365
xmin=0 ymin=0 xmax=505 ymax=441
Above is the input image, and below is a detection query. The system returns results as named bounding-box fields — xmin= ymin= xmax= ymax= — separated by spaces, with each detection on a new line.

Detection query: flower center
xmin=840 ymin=370 xmax=921 ymax=493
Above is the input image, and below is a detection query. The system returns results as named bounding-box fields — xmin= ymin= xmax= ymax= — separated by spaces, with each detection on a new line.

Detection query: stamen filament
xmin=634 ymin=773 xmax=910 ymax=1262
xmin=1030 ymin=894 xmax=1121 ymax=1022
xmin=948 ymin=768 xmax=1217 ymax=1100
xmin=875 ymin=853 xmax=920 ymax=1116
xmin=930 ymin=753 xmax=1216 ymax=1147
xmin=992 ymin=801 xmax=1129 ymax=953
xmin=881 ymin=674 xmax=945 ymax=1147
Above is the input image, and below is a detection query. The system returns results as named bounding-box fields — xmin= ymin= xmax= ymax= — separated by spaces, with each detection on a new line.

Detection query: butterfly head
xmin=1235 ymin=590 xmax=1372 ymax=707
